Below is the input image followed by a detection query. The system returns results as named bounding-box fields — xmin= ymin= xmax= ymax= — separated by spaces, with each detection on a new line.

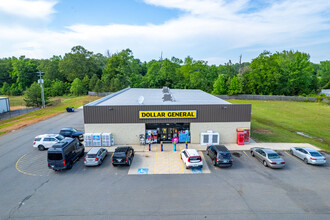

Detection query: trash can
xmin=66 ymin=107 xmax=75 ymax=112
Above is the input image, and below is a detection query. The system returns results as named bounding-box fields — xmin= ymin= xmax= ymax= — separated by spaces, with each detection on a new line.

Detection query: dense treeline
xmin=0 ymin=46 xmax=329 ymax=105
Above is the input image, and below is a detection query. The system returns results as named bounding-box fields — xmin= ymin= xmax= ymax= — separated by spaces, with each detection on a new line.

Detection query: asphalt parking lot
xmin=0 ymin=109 xmax=329 ymax=219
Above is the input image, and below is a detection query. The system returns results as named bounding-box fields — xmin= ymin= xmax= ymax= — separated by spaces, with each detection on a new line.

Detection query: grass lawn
xmin=229 ymin=100 xmax=330 ymax=152
xmin=0 ymin=95 xmax=100 ymax=135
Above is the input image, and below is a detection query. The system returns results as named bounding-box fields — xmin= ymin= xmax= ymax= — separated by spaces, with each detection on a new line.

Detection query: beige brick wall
xmin=190 ymin=122 xmax=250 ymax=144
xmin=84 ymin=123 xmax=144 ymax=145
xmin=85 ymin=122 xmax=250 ymax=145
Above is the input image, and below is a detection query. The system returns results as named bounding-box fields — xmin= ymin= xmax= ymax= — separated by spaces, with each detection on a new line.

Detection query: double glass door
xmin=146 ymin=123 xmax=190 ymax=143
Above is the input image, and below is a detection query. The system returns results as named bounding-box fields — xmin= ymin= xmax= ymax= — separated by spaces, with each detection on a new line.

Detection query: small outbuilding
xmin=0 ymin=97 xmax=10 ymax=114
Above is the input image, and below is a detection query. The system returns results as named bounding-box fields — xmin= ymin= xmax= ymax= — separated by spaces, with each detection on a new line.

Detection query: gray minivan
xmin=47 ymin=137 xmax=84 ymax=171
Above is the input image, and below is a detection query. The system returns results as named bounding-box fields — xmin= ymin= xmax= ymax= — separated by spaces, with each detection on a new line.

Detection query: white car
xmin=290 ymin=147 xmax=326 ymax=165
xmin=33 ymin=134 xmax=65 ymax=151
xmin=180 ymin=149 xmax=203 ymax=169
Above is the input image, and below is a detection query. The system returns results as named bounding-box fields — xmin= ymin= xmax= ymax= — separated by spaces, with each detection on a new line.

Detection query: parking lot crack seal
xmin=8 ymin=179 xmax=50 ymax=219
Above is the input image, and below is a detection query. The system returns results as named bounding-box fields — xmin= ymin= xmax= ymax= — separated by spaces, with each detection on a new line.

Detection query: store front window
xmin=145 ymin=123 xmax=190 ymax=144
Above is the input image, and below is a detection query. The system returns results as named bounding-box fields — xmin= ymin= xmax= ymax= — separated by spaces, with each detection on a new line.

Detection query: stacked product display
xmin=83 ymin=133 xmax=114 ymax=146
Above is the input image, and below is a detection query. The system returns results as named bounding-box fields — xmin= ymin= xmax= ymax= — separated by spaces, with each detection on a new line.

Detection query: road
xmin=0 ymin=109 xmax=329 ymax=220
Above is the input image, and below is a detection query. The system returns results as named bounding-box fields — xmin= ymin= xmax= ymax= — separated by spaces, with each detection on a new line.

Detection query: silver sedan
xmin=84 ymin=147 xmax=108 ymax=166
xmin=290 ymin=147 xmax=326 ymax=165
xmin=250 ymin=147 xmax=285 ymax=168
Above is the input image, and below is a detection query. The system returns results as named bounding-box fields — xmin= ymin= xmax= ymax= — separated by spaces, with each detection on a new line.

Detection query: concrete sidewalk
xmin=85 ymin=142 xmax=321 ymax=152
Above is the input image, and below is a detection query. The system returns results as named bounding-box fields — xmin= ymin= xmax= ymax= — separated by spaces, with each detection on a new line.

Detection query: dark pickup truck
xmin=59 ymin=128 xmax=84 ymax=141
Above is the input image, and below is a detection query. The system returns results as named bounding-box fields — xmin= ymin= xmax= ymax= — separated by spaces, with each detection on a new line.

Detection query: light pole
xmin=37 ymin=71 xmax=45 ymax=108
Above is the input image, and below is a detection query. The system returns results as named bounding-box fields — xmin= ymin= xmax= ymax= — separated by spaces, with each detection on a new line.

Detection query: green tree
xmin=24 ymin=82 xmax=48 ymax=107
xmin=218 ymin=61 xmax=237 ymax=79
xmin=10 ymin=83 xmax=23 ymax=96
xmin=1 ymin=82 xmax=10 ymax=95
xmin=59 ymin=46 xmax=98 ymax=82
xmin=102 ymin=49 xmax=143 ymax=91
xmin=11 ymin=56 xmax=39 ymax=90
xmin=50 ymin=80 xmax=66 ymax=96
xmin=227 ymin=75 xmax=242 ymax=95
xmin=0 ymin=58 xmax=13 ymax=87
xmin=94 ymin=79 xmax=103 ymax=93
xmin=318 ymin=61 xmax=330 ymax=89
xmin=89 ymin=74 xmax=99 ymax=91
xmin=38 ymin=56 xmax=64 ymax=81
xmin=275 ymin=51 xmax=313 ymax=95
xmin=212 ymin=74 xmax=227 ymax=94
xmin=70 ymin=78 xmax=84 ymax=95
xmin=82 ymin=75 xmax=90 ymax=94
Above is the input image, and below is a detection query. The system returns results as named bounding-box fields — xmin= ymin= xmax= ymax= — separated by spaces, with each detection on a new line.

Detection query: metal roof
xmin=93 ymin=88 xmax=230 ymax=106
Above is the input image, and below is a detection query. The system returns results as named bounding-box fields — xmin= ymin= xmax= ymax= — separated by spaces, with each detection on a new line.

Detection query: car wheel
xmin=251 ymin=151 xmax=254 ymax=157
xmin=263 ymin=161 xmax=268 ymax=167
xmin=304 ymin=158 xmax=308 ymax=164
xmin=213 ymin=159 xmax=217 ymax=166
xmin=67 ymin=162 xmax=73 ymax=170
xmin=127 ymin=159 xmax=131 ymax=166
xmin=290 ymin=150 xmax=293 ymax=155
xmin=38 ymin=145 xmax=45 ymax=151
xmin=113 ymin=164 xmax=117 ymax=167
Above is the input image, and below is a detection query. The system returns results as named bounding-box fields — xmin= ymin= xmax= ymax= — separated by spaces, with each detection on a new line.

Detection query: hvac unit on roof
xmin=162 ymin=86 xmax=169 ymax=93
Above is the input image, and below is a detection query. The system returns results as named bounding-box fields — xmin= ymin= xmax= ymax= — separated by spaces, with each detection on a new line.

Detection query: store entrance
xmin=145 ymin=123 xmax=190 ymax=144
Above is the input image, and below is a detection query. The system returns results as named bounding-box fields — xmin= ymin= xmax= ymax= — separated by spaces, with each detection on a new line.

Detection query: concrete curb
xmin=84 ymin=142 xmax=322 ymax=153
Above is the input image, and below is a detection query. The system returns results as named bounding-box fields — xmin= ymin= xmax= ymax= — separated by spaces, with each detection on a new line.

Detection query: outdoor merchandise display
xmin=146 ymin=129 xmax=158 ymax=144
xmin=178 ymin=130 xmax=190 ymax=143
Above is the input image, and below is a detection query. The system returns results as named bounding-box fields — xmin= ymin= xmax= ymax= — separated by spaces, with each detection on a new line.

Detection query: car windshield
xmin=310 ymin=152 xmax=322 ymax=157
xmin=71 ymin=128 xmax=77 ymax=132
xmin=56 ymin=135 xmax=64 ymax=141
xmin=86 ymin=154 xmax=96 ymax=158
xmin=48 ymin=153 xmax=63 ymax=160
xmin=268 ymin=153 xmax=280 ymax=159
xmin=219 ymin=152 xmax=231 ymax=159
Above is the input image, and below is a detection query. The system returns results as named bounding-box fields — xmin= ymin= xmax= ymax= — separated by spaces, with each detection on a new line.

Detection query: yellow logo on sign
xmin=139 ymin=110 xmax=197 ymax=119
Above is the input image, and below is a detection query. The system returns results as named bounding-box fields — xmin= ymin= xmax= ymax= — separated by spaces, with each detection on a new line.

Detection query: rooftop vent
xmin=162 ymin=87 xmax=175 ymax=102
xmin=162 ymin=87 xmax=169 ymax=93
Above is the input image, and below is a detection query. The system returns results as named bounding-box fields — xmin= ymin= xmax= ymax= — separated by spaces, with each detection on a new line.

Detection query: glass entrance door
xmin=146 ymin=123 xmax=190 ymax=143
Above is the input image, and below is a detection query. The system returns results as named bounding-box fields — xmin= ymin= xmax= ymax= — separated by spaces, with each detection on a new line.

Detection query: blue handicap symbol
xmin=137 ymin=168 xmax=149 ymax=174
xmin=191 ymin=168 xmax=202 ymax=174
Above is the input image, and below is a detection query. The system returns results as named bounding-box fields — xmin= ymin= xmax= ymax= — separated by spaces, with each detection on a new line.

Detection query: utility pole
xmin=160 ymin=51 xmax=163 ymax=67
xmin=37 ymin=71 xmax=45 ymax=108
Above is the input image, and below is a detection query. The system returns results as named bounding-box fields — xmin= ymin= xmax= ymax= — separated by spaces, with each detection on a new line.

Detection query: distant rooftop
xmin=90 ymin=88 xmax=230 ymax=106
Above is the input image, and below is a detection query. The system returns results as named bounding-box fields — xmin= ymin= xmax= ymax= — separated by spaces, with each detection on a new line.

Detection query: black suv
xmin=112 ymin=146 xmax=134 ymax=166
xmin=206 ymin=145 xmax=233 ymax=167
xmin=59 ymin=128 xmax=84 ymax=141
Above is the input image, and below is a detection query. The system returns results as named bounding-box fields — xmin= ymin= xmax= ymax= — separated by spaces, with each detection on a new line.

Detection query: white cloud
xmin=0 ymin=0 xmax=56 ymax=19
xmin=0 ymin=0 xmax=330 ymax=64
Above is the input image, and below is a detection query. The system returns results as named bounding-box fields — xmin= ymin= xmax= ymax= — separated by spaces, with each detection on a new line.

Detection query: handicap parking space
xmin=128 ymin=151 xmax=211 ymax=175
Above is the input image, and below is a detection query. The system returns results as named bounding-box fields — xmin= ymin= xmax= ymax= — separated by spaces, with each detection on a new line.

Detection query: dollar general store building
xmin=83 ymin=87 xmax=251 ymax=145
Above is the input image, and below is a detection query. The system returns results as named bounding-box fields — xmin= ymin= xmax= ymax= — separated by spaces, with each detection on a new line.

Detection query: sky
xmin=0 ymin=0 xmax=330 ymax=64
